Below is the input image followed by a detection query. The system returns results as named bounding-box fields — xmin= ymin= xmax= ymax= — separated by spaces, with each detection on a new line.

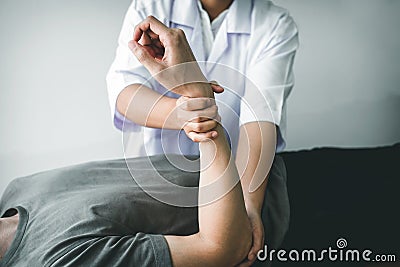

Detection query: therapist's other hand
xmin=236 ymin=208 xmax=265 ymax=267
xmin=175 ymin=82 xmax=224 ymax=142
xmin=129 ymin=16 xmax=211 ymax=98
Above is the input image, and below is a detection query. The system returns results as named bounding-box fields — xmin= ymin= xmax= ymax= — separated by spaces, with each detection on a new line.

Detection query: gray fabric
xmin=0 ymin=154 xmax=289 ymax=267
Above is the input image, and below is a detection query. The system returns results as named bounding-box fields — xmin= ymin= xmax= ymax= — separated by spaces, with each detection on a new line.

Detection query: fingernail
xmin=212 ymin=132 xmax=218 ymax=138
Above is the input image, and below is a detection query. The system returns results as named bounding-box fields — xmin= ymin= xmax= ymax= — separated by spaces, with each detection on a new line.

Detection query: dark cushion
xmin=278 ymin=143 xmax=400 ymax=254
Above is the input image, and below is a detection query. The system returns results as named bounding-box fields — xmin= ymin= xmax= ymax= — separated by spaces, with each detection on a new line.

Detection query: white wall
xmin=275 ymin=0 xmax=400 ymax=149
xmin=1 ymin=0 xmax=399 ymax=194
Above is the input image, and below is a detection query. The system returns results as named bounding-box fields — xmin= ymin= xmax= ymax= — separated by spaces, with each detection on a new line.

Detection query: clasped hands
xmin=129 ymin=16 xmax=263 ymax=266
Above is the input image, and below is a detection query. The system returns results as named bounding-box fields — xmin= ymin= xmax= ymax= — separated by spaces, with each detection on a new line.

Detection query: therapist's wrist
xmin=244 ymin=196 xmax=263 ymax=214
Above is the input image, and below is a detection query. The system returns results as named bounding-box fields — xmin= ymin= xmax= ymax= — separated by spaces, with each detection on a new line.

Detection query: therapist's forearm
xmin=116 ymin=84 xmax=179 ymax=129
xmin=116 ymin=82 xmax=214 ymax=130
xmin=236 ymin=122 xmax=276 ymax=212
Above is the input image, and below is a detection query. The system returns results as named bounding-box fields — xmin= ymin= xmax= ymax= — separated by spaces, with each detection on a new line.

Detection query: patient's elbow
xmin=200 ymin=226 xmax=252 ymax=266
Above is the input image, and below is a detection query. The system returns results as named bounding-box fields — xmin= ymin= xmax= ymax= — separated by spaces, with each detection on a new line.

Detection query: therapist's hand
xmin=236 ymin=208 xmax=265 ymax=267
xmin=129 ymin=16 xmax=212 ymax=98
xmin=174 ymin=82 xmax=224 ymax=142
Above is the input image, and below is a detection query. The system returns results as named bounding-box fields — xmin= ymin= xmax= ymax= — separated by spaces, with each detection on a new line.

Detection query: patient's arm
xmin=129 ymin=16 xmax=252 ymax=265
xmin=164 ymin=124 xmax=253 ymax=266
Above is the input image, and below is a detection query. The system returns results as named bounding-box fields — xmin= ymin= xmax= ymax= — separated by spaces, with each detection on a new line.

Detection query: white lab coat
xmin=106 ymin=0 xmax=299 ymax=157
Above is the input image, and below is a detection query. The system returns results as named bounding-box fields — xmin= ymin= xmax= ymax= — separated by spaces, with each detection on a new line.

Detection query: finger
xmin=247 ymin=257 xmax=258 ymax=266
xmin=179 ymin=97 xmax=215 ymax=111
xmin=141 ymin=45 xmax=157 ymax=58
xmin=128 ymin=41 xmax=163 ymax=73
xmin=248 ymin=232 xmax=263 ymax=261
xmin=134 ymin=16 xmax=169 ymax=42
xmin=176 ymin=96 xmax=189 ymax=106
xmin=178 ymin=106 xmax=219 ymax=123
xmin=186 ymin=131 xmax=218 ymax=142
xmin=236 ymin=260 xmax=254 ymax=267
xmin=139 ymin=31 xmax=152 ymax=46
xmin=210 ymin=80 xmax=224 ymax=93
xmin=146 ymin=44 xmax=164 ymax=58
xmin=210 ymin=83 xmax=224 ymax=94
xmin=185 ymin=120 xmax=218 ymax=133
xmin=146 ymin=29 xmax=160 ymax=41
xmin=138 ymin=30 xmax=165 ymax=58
xmin=146 ymin=32 xmax=165 ymax=51
xmin=146 ymin=30 xmax=164 ymax=49
xmin=248 ymin=233 xmax=258 ymax=260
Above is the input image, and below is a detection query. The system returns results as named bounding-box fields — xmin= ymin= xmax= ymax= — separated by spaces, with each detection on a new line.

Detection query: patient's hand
xmin=176 ymin=84 xmax=223 ymax=142
xmin=129 ymin=16 xmax=211 ymax=98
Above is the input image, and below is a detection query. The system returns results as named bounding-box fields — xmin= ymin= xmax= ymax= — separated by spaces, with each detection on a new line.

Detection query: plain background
xmin=1 ymin=0 xmax=399 ymax=195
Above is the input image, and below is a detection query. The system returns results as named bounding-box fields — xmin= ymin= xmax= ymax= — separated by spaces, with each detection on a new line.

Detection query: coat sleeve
xmin=106 ymin=1 xmax=155 ymax=131
xmin=240 ymin=12 xmax=299 ymax=151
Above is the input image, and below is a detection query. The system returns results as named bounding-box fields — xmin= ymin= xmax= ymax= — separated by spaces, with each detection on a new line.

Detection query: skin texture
xmin=0 ymin=213 xmax=19 ymax=260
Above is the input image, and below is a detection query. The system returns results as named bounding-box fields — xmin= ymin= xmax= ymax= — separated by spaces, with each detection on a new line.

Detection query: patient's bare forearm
xmin=198 ymin=125 xmax=252 ymax=254
xmin=165 ymin=125 xmax=252 ymax=266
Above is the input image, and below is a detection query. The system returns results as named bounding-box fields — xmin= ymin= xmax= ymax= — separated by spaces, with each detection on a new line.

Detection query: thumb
xmin=128 ymin=40 xmax=163 ymax=74
xmin=210 ymin=80 xmax=224 ymax=94
xmin=176 ymin=96 xmax=189 ymax=106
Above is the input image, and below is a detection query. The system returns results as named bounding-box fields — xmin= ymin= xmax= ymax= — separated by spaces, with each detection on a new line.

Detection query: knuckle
xmin=192 ymin=117 xmax=201 ymax=123
xmin=164 ymin=31 xmax=177 ymax=45
xmin=168 ymin=28 xmax=185 ymax=43
xmin=174 ymin=28 xmax=185 ymax=36
xmin=146 ymin=15 xmax=155 ymax=21
xmin=166 ymin=30 xmax=177 ymax=39
xmin=195 ymin=124 xmax=203 ymax=132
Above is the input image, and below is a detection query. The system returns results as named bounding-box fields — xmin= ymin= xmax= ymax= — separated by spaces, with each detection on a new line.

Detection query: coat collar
xmin=226 ymin=0 xmax=252 ymax=34
xmin=171 ymin=0 xmax=252 ymax=34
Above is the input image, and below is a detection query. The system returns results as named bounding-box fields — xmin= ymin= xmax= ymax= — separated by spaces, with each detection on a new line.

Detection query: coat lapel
xmin=206 ymin=20 xmax=229 ymax=73
xmin=206 ymin=0 xmax=252 ymax=73
xmin=170 ymin=0 xmax=205 ymax=62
